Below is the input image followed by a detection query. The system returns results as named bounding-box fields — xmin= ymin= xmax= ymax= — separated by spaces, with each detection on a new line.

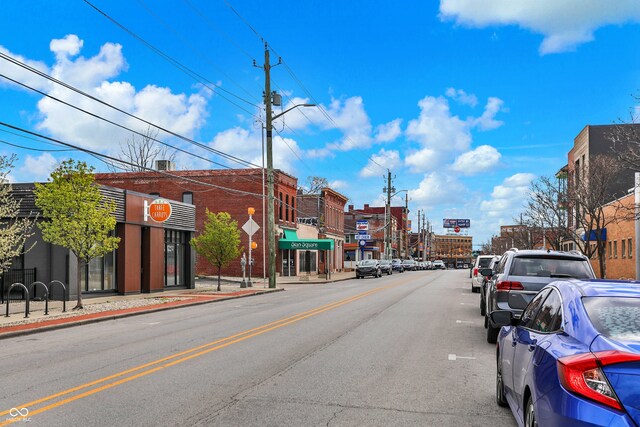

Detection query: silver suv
xmin=482 ymin=249 xmax=595 ymax=343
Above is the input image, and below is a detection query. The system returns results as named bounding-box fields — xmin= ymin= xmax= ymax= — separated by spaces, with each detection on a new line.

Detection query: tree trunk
xmin=75 ymin=257 xmax=83 ymax=309
xmin=217 ymin=266 xmax=221 ymax=292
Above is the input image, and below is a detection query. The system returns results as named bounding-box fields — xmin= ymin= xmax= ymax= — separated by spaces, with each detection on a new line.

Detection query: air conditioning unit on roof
xmin=155 ymin=160 xmax=175 ymax=171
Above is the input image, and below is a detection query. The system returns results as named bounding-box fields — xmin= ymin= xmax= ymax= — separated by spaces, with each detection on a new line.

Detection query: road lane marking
xmin=448 ymin=354 xmax=476 ymax=361
xmin=0 ymin=281 xmax=405 ymax=425
xmin=455 ymin=320 xmax=474 ymax=324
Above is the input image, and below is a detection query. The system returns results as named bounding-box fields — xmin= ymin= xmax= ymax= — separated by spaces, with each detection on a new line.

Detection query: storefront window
xmin=298 ymin=251 xmax=317 ymax=273
xmin=81 ymin=248 xmax=116 ymax=292
xmin=165 ymin=230 xmax=187 ymax=287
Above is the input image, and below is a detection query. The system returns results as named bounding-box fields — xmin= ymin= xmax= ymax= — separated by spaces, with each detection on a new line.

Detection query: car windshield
xmin=478 ymin=258 xmax=493 ymax=267
xmin=509 ymin=256 xmax=592 ymax=278
xmin=583 ymin=297 xmax=640 ymax=341
xmin=359 ymin=260 xmax=377 ymax=266
xmin=379 ymin=260 xmax=390 ymax=265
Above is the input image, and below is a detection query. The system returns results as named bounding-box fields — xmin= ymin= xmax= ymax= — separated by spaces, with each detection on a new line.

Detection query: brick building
xmin=296 ymin=188 xmax=348 ymax=274
xmin=95 ymin=168 xmax=298 ymax=279
xmin=347 ymin=203 xmax=408 ymax=259
xmin=590 ymin=193 xmax=635 ymax=279
xmin=432 ymin=234 xmax=472 ymax=268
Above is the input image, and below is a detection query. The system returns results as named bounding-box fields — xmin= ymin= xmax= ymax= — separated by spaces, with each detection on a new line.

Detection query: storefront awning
xmin=279 ymin=229 xmax=334 ymax=250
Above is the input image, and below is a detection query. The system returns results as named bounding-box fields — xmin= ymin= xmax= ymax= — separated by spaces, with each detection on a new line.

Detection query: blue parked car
xmin=491 ymin=279 xmax=640 ymax=427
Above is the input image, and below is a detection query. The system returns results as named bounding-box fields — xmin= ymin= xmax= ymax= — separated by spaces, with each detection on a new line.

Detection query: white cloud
xmin=450 ymin=145 xmax=501 ymax=175
xmin=480 ymin=172 xmax=536 ymax=219
xmin=0 ymin=46 xmax=52 ymax=92
xmin=329 ymin=180 xmax=348 ymax=191
xmin=404 ymin=93 xmax=505 ymax=173
xmin=472 ymin=97 xmax=504 ymax=130
xmin=406 ymin=96 xmax=471 ymax=153
xmin=22 ymin=35 xmax=209 ymax=155
xmin=17 ymin=153 xmax=58 ymax=182
xmin=410 ymin=172 xmax=467 ymax=205
xmin=209 ymin=126 xmax=299 ymax=175
xmin=374 ymin=119 xmax=402 ymax=142
xmin=360 ymin=149 xmax=401 ymax=178
xmin=445 ymin=87 xmax=478 ymax=107
xmin=439 ymin=0 xmax=640 ymax=54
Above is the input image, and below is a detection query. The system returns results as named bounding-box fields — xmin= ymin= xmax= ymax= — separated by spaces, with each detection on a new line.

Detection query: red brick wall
xmin=591 ymin=194 xmax=636 ymax=280
xmin=96 ymin=169 xmax=298 ymax=278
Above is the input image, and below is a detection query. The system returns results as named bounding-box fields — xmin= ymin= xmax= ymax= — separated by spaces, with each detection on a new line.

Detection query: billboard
xmin=443 ymin=218 xmax=470 ymax=228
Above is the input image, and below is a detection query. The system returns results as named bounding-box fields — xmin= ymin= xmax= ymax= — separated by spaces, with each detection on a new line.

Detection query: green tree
xmin=190 ymin=210 xmax=242 ymax=291
xmin=34 ymin=160 xmax=120 ymax=309
xmin=0 ymin=154 xmax=36 ymax=275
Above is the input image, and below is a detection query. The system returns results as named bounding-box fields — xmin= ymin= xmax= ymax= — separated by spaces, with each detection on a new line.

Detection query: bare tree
xmin=0 ymin=154 xmax=37 ymax=275
xmin=522 ymin=175 xmax=570 ymax=251
xmin=111 ymin=126 xmax=176 ymax=172
xmin=609 ymin=95 xmax=640 ymax=170
xmin=569 ymin=154 xmax=627 ymax=278
xmin=300 ymin=176 xmax=329 ymax=194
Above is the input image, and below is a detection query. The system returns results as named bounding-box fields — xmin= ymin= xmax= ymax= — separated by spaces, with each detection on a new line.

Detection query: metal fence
xmin=1 ymin=268 xmax=37 ymax=303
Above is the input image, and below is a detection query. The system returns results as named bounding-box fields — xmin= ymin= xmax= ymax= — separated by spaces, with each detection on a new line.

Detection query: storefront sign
xmin=145 ymin=198 xmax=172 ymax=223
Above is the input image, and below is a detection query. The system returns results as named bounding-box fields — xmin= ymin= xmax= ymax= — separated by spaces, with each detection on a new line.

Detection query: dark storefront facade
xmin=3 ymin=184 xmax=196 ymax=301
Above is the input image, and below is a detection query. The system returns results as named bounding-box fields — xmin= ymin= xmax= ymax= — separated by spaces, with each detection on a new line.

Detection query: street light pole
xmin=259 ymin=44 xmax=314 ymax=288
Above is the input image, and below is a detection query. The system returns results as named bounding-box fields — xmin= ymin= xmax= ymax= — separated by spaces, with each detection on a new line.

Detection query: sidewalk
xmin=0 ymin=271 xmax=355 ymax=339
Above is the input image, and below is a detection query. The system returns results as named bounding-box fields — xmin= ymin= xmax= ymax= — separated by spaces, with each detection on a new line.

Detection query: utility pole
xmin=422 ymin=212 xmax=426 ymax=261
xmin=383 ymin=170 xmax=394 ymax=259
xmin=257 ymin=44 xmax=314 ymax=288
xmin=417 ymin=209 xmax=421 ymax=260
xmin=260 ymin=43 xmax=278 ymax=289
xmin=405 ymin=192 xmax=409 ymax=259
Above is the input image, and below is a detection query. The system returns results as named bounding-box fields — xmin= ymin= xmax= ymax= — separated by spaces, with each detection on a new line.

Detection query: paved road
xmin=0 ymin=269 xmax=516 ymax=426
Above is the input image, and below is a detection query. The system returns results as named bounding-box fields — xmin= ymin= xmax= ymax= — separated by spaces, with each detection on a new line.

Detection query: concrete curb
xmin=0 ymin=288 xmax=284 ymax=340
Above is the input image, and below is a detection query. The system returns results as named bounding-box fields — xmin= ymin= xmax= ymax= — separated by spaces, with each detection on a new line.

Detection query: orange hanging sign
xmin=146 ymin=198 xmax=172 ymax=223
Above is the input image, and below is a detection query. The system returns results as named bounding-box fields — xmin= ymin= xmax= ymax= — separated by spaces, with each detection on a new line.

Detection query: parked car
xmin=481 ymin=249 xmax=596 ymax=343
xmin=378 ymin=259 xmax=393 ymax=275
xmin=391 ymin=259 xmax=404 ymax=272
xmin=480 ymin=256 xmax=501 ymax=321
xmin=402 ymin=259 xmax=417 ymax=271
xmin=471 ymin=254 xmax=497 ymax=293
xmin=425 ymin=260 xmax=433 ymax=270
xmin=355 ymin=259 xmax=381 ymax=279
xmin=492 ymin=279 xmax=640 ymax=426
xmin=432 ymin=260 xmax=446 ymax=270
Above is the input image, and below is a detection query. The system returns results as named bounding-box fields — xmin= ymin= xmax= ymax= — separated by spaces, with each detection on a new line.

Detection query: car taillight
xmin=495 ymin=280 xmax=523 ymax=291
xmin=473 ymin=268 xmax=478 ymax=277
xmin=558 ymin=351 xmax=640 ymax=411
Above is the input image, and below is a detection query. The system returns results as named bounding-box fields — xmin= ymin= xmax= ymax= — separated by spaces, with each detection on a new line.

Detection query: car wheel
xmin=524 ymin=396 xmax=537 ymax=427
xmin=496 ymin=355 xmax=508 ymax=407
xmin=377 ymin=269 xmax=381 ymax=278
xmin=480 ymin=298 xmax=486 ymax=316
xmin=487 ymin=324 xmax=500 ymax=344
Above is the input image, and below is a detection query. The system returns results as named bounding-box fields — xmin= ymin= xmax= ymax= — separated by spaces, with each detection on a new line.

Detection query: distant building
xmin=432 ymin=234 xmax=472 ymax=268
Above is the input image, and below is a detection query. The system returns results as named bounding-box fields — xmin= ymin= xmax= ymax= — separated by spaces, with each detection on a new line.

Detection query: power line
xmin=0 ymin=121 xmax=268 ymax=199
xmin=136 ymin=0 xmax=261 ymax=105
xmin=0 ymin=52 xmax=259 ymax=168
xmin=82 ymin=0 xmax=261 ymax=118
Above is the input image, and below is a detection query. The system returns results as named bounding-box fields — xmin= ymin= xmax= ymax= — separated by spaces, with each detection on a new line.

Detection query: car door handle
xmin=528 ymin=341 xmax=537 ymax=352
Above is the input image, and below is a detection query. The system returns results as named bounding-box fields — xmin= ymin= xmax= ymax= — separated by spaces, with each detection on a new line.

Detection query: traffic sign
xmin=355 ymin=234 xmax=371 ymax=240
xmin=358 ymin=239 xmax=366 ymax=247
xmin=242 ymin=218 xmax=260 ymax=236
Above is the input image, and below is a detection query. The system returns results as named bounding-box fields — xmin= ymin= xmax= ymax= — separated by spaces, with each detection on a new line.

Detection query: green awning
xmin=279 ymin=229 xmax=334 ymax=250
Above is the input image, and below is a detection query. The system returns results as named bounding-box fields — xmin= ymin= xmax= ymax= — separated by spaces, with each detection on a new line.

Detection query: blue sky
xmin=1 ymin=1 xmax=640 ymax=247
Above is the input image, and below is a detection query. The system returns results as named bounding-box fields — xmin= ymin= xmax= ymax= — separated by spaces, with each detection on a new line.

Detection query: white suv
xmin=471 ymin=255 xmax=497 ymax=293
xmin=432 ymin=260 xmax=446 ymax=269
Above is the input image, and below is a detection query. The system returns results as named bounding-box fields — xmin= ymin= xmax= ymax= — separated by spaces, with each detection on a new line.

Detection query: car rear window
xmin=478 ymin=258 xmax=493 ymax=267
xmin=583 ymin=297 xmax=640 ymax=341
xmin=509 ymin=256 xmax=593 ymax=279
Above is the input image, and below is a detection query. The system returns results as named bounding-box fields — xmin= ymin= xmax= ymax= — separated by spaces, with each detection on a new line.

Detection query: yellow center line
xmin=0 ymin=281 xmax=403 ymax=425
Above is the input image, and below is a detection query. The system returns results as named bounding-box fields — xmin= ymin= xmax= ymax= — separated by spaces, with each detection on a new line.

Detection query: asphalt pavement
xmin=0 ymin=271 xmax=354 ymax=339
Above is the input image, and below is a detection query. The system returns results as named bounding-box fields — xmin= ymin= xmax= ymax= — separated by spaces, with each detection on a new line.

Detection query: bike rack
xmin=5 ymin=283 xmax=30 ymax=318
xmin=48 ymin=281 xmax=67 ymax=313
xmin=29 ymin=281 xmax=49 ymax=315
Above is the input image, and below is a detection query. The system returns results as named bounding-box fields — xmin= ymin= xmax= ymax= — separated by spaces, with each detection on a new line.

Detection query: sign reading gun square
xmin=145 ymin=198 xmax=173 ymax=223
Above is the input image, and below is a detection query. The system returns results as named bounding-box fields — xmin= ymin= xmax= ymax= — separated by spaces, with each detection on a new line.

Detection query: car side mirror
xmin=490 ymin=310 xmax=518 ymax=327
